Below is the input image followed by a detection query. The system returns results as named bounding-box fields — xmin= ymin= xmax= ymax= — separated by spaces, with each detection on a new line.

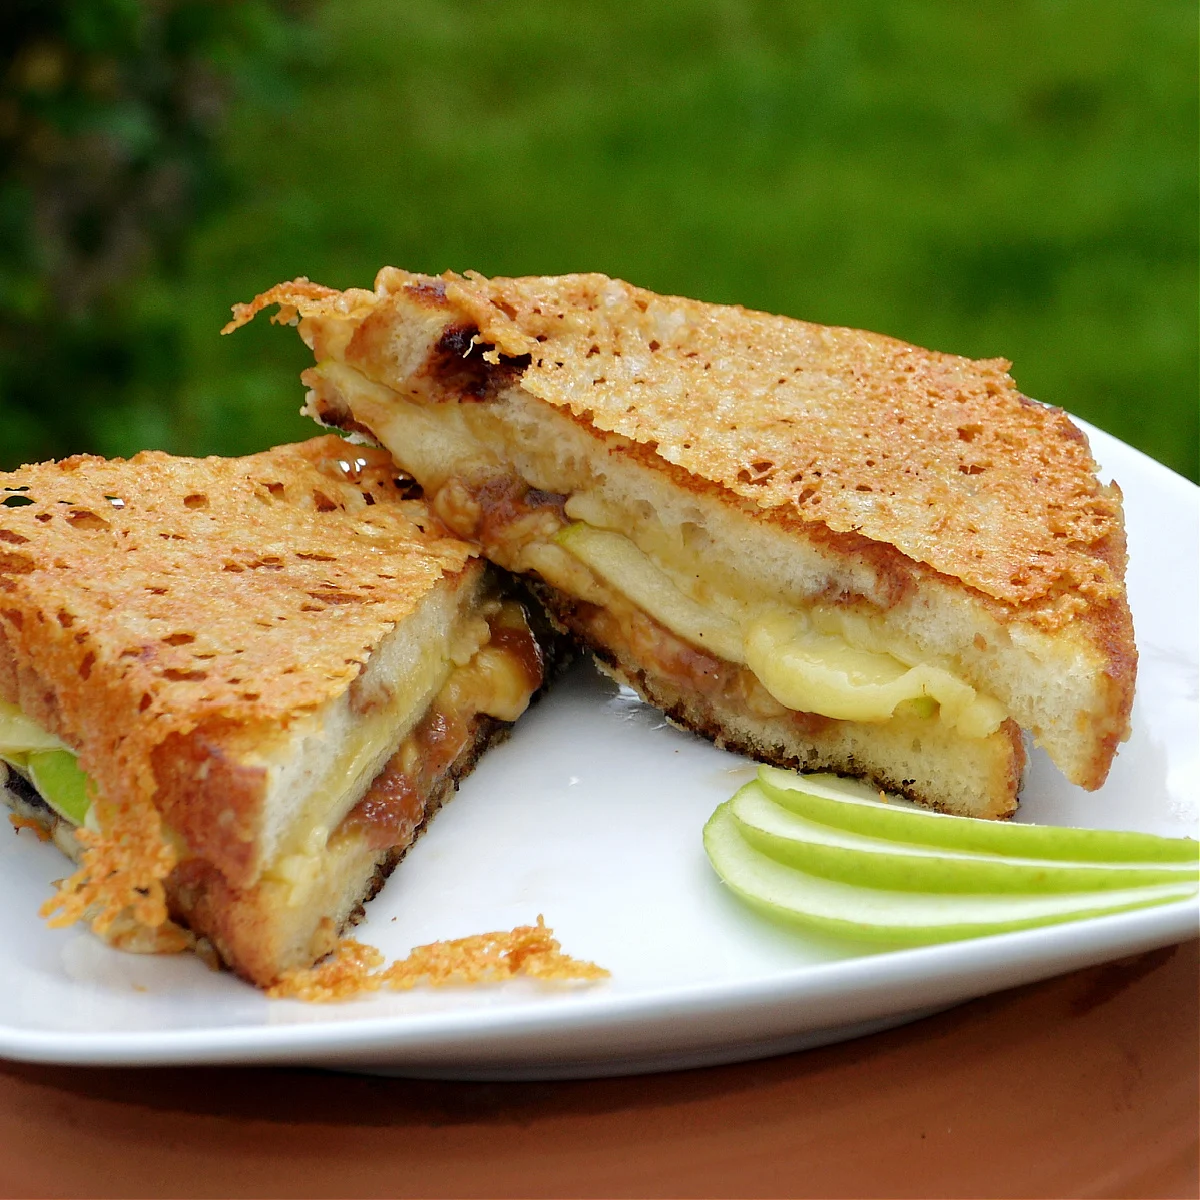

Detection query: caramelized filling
xmin=433 ymin=475 xmax=829 ymax=735
xmin=568 ymin=596 xmax=830 ymax=734
xmin=344 ymin=709 xmax=466 ymax=852
xmin=340 ymin=603 xmax=542 ymax=852
xmin=486 ymin=614 xmax=547 ymax=688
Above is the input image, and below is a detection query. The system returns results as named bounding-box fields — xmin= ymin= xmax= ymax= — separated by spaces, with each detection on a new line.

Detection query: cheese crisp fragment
xmin=268 ymin=917 xmax=609 ymax=1003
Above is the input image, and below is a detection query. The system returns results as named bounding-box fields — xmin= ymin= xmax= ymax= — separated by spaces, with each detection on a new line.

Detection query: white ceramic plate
xmin=0 ymin=423 xmax=1195 ymax=1080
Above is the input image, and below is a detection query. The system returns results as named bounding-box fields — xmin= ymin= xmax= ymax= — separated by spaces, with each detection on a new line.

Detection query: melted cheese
xmin=554 ymin=522 xmax=1006 ymax=737
xmin=262 ymin=604 xmax=540 ymax=906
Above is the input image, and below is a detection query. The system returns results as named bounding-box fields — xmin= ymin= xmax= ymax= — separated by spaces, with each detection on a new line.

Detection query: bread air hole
xmin=66 ymin=509 xmax=109 ymax=531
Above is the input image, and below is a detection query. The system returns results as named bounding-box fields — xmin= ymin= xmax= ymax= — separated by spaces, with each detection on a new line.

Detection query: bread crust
xmin=1064 ymin=514 xmax=1136 ymax=789
xmin=165 ymin=711 xmax=508 ymax=987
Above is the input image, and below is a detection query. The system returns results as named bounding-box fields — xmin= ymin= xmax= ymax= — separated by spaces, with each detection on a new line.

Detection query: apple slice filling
xmin=0 ymin=702 xmax=93 ymax=829
xmin=420 ymin=472 xmax=1007 ymax=739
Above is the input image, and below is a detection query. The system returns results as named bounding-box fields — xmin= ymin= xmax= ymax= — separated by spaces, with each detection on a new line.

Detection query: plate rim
xmin=0 ymin=898 xmax=1194 ymax=1066
xmin=0 ymin=418 xmax=1195 ymax=1072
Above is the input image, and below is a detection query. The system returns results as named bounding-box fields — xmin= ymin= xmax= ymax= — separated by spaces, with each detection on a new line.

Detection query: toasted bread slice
xmin=226 ymin=271 xmax=1137 ymax=817
xmin=0 ymin=436 xmax=563 ymax=985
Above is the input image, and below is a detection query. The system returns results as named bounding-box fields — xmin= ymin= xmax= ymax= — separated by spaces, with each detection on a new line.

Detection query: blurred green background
xmin=3 ymin=0 xmax=1197 ymax=479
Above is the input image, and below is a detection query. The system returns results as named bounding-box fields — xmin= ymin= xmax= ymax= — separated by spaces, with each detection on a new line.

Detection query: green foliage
xmin=4 ymin=0 xmax=1197 ymax=479
xmin=0 ymin=0 xmax=307 ymax=466
xmin=190 ymin=0 xmax=1197 ymax=480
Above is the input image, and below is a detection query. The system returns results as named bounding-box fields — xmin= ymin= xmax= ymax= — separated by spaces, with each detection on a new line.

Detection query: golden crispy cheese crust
xmin=0 ymin=436 xmax=474 ymax=931
xmin=268 ymin=917 xmax=608 ymax=1002
xmin=226 ymin=270 xmax=1127 ymax=627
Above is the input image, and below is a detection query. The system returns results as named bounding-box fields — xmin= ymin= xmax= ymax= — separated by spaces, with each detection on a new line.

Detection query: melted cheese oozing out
xmin=307 ymin=363 xmax=1005 ymax=740
xmin=262 ymin=605 xmax=539 ymax=906
xmin=554 ymin=523 xmax=1006 ymax=737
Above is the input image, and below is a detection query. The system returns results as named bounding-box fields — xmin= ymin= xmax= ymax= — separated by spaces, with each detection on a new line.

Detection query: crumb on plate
xmin=268 ymin=916 xmax=609 ymax=1003
xmin=9 ymin=814 xmax=51 ymax=841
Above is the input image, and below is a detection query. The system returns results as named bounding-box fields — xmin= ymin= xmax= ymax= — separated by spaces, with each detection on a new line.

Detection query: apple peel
xmin=757 ymin=767 xmax=1200 ymax=864
xmin=704 ymin=806 xmax=1199 ymax=945
xmin=704 ymin=769 xmax=1199 ymax=946
xmin=730 ymin=783 xmax=1198 ymax=894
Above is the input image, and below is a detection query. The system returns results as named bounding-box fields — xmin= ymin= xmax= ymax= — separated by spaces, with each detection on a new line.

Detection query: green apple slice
xmin=704 ymin=805 xmax=1199 ymax=944
xmin=554 ymin=522 xmax=744 ymax=661
xmin=23 ymin=750 xmax=92 ymax=826
xmin=758 ymin=767 xmax=1200 ymax=865
xmin=0 ymin=699 xmax=67 ymax=754
xmin=731 ymin=783 xmax=1199 ymax=893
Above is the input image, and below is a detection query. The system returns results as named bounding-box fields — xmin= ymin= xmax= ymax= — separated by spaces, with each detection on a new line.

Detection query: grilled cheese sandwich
xmin=226 ymin=270 xmax=1137 ymax=819
xmin=0 ymin=436 xmax=563 ymax=985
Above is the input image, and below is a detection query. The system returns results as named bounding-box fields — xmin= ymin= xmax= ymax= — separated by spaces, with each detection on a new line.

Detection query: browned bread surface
xmin=227 ymin=271 xmax=1127 ymax=627
xmin=0 ymin=436 xmax=476 ymax=931
xmin=0 ymin=436 xmax=471 ymax=793
xmin=225 ymin=270 xmax=1136 ymax=796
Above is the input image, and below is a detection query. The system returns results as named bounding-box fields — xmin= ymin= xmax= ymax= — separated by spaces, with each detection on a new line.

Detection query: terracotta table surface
xmin=0 ymin=939 xmax=1195 ymax=1200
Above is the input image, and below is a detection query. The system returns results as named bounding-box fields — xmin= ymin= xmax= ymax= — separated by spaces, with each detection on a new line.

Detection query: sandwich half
xmin=0 ymin=435 xmax=563 ymax=986
xmin=227 ymin=271 xmax=1138 ymax=820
